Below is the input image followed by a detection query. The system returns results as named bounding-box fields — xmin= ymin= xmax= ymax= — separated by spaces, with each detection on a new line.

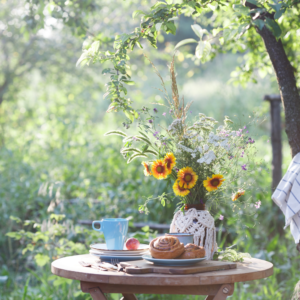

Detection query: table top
xmin=51 ymin=254 xmax=273 ymax=286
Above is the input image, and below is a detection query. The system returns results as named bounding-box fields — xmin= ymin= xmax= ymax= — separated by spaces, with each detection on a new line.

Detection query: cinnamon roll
xmin=150 ymin=236 xmax=185 ymax=259
xmin=177 ymin=243 xmax=205 ymax=259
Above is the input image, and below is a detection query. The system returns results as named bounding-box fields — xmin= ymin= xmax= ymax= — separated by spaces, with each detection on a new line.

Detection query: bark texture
xmin=257 ymin=26 xmax=300 ymax=158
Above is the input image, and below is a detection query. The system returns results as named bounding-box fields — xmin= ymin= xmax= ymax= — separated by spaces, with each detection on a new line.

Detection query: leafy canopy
xmin=76 ymin=0 xmax=300 ymax=126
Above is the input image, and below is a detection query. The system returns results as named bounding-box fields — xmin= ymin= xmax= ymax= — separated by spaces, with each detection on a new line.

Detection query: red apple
xmin=125 ymin=238 xmax=140 ymax=250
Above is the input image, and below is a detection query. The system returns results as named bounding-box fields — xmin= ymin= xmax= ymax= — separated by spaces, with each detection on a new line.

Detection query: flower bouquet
xmin=105 ymin=58 xmax=256 ymax=214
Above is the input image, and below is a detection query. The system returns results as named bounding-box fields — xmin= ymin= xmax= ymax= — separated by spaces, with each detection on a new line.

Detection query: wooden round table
xmin=51 ymin=254 xmax=273 ymax=300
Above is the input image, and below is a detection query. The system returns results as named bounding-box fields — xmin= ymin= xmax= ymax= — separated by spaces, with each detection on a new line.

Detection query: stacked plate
xmin=89 ymin=243 xmax=149 ymax=262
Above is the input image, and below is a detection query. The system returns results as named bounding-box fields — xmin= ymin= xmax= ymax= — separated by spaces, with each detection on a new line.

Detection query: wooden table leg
xmin=205 ymin=283 xmax=234 ymax=300
xmin=88 ymin=287 xmax=107 ymax=300
xmin=81 ymin=282 xmax=107 ymax=300
xmin=120 ymin=294 xmax=138 ymax=300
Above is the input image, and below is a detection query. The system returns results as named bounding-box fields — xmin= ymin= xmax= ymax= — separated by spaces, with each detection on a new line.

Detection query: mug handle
xmin=92 ymin=221 xmax=103 ymax=232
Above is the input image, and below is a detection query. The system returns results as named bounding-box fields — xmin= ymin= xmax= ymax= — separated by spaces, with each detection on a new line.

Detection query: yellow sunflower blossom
xmin=203 ymin=174 xmax=225 ymax=192
xmin=173 ymin=180 xmax=190 ymax=197
xmin=178 ymin=167 xmax=198 ymax=189
xmin=232 ymin=189 xmax=245 ymax=201
xmin=142 ymin=162 xmax=152 ymax=176
xmin=152 ymin=159 xmax=168 ymax=180
xmin=163 ymin=153 xmax=176 ymax=174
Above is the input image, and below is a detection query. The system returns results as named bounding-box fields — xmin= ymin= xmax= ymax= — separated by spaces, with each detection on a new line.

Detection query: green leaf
xmin=123 ymin=80 xmax=135 ymax=85
xmin=265 ymin=18 xmax=282 ymax=38
xmin=253 ymin=19 xmax=265 ymax=30
xmin=136 ymin=136 xmax=152 ymax=145
xmin=34 ymin=254 xmax=50 ymax=267
xmin=155 ymin=23 xmax=162 ymax=31
xmin=143 ymin=149 xmax=158 ymax=156
xmin=195 ymin=41 xmax=211 ymax=60
xmin=268 ymin=3 xmax=282 ymax=12
xmin=104 ymin=130 xmax=127 ymax=137
xmin=106 ymin=103 xmax=118 ymax=113
xmin=90 ymin=41 xmax=100 ymax=54
xmin=76 ymin=53 xmax=89 ymax=68
xmin=174 ymin=38 xmax=198 ymax=50
xmin=124 ymin=110 xmax=135 ymax=122
xmin=50 ymin=214 xmax=65 ymax=222
xmin=22 ymin=277 xmax=30 ymax=300
xmin=223 ymin=28 xmax=238 ymax=42
xmin=274 ymin=9 xmax=284 ymax=20
xmin=121 ymin=148 xmax=142 ymax=154
xmin=102 ymin=68 xmax=112 ymax=75
xmin=165 ymin=22 xmax=176 ymax=34
xmin=132 ymin=10 xmax=145 ymax=19
xmin=127 ymin=153 xmax=147 ymax=163
xmin=233 ymin=4 xmax=249 ymax=15
xmin=6 ymin=232 xmax=22 ymax=239
xmin=10 ymin=216 xmax=22 ymax=223
xmin=191 ymin=24 xmax=208 ymax=40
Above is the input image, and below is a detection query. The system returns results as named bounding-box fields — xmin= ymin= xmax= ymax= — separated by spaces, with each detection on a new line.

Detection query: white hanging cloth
xmin=272 ymin=152 xmax=300 ymax=243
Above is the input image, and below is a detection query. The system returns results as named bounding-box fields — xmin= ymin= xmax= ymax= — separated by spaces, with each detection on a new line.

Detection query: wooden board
xmin=120 ymin=260 xmax=237 ymax=275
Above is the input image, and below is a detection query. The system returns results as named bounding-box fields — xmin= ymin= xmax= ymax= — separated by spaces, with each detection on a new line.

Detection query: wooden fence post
xmin=264 ymin=94 xmax=282 ymax=191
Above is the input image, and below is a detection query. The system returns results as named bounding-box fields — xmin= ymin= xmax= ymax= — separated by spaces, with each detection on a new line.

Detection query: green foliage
xmin=74 ymin=0 xmax=300 ymax=122
xmin=215 ymin=245 xmax=252 ymax=262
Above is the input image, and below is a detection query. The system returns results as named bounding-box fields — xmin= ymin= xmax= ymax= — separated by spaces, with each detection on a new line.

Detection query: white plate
xmin=90 ymin=243 xmax=149 ymax=255
xmin=89 ymin=251 xmax=143 ymax=262
xmin=89 ymin=249 xmax=149 ymax=256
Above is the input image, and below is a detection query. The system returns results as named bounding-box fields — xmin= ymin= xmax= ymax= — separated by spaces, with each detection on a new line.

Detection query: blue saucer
xmin=90 ymin=252 xmax=143 ymax=262
xmin=142 ymin=254 xmax=206 ymax=266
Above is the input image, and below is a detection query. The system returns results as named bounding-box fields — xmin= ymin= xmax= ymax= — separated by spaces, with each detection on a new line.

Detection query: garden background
xmin=1 ymin=0 xmax=299 ymax=299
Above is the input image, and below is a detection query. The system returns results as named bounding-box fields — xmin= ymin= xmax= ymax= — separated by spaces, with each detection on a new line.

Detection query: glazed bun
xmin=177 ymin=243 xmax=206 ymax=259
xmin=150 ymin=236 xmax=185 ymax=259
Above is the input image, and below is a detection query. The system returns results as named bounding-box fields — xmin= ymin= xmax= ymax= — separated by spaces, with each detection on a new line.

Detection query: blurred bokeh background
xmin=0 ymin=0 xmax=299 ymax=299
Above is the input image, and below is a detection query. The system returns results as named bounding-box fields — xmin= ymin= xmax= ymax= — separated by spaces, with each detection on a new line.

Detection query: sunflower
xmin=203 ymin=174 xmax=225 ymax=192
xmin=142 ymin=162 xmax=152 ymax=176
xmin=231 ymin=189 xmax=245 ymax=201
xmin=163 ymin=153 xmax=176 ymax=174
xmin=173 ymin=180 xmax=190 ymax=197
xmin=177 ymin=167 xmax=198 ymax=189
xmin=152 ymin=159 xmax=168 ymax=180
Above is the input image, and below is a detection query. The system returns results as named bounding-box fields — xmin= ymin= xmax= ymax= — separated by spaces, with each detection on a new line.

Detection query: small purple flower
xmin=169 ymin=109 xmax=173 ymax=114
xmin=244 ymin=126 xmax=247 ymax=129
xmin=267 ymin=140 xmax=269 ymax=143
xmin=139 ymin=209 xmax=144 ymax=214
xmin=132 ymin=136 xmax=138 ymax=141
xmin=163 ymin=142 xmax=166 ymax=146
xmin=162 ymin=112 xmax=166 ymax=116
xmin=153 ymin=131 xmax=159 ymax=137
xmin=229 ymin=156 xmax=233 ymax=160
xmin=246 ymin=130 xmax=249 ymax=133
xmin=149 ymin=119 xmax=153 ymax=124
xmin=190 ymin=111 xmax=192 ymax=114
xmin=175 ymin=168 xmax=179 ymax=172
xmin=219 ymin=215 xmax=224 ymax=221
xmin=153 ymin=108 xmax=158 ymax=113
xmin=254 ymin=201 xmax=261 ymax=209
xmin=242 ymin=164 xmax=247 ymax=171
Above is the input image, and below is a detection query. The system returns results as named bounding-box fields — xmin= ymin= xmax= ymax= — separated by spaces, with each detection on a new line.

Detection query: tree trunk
xmin=253 ymin=20 xmax=300 ymax=250
xmin=256 ymin=26 xmax=300 ymax=157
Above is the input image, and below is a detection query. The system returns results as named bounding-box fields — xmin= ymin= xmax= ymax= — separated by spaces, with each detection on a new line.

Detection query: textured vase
xmin=169 ymin=208 xmax=217 ymax=260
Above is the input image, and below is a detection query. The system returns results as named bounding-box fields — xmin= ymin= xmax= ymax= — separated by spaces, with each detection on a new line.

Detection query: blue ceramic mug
xmin=92 ymin=218 xmax=128 ymax=250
